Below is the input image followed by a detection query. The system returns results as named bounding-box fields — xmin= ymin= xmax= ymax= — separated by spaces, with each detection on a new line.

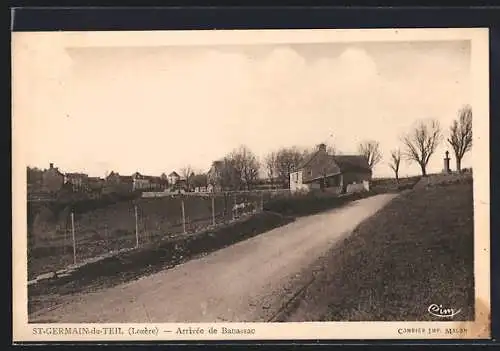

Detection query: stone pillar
xmin=443 ymin=150 xmax=451 ymax=173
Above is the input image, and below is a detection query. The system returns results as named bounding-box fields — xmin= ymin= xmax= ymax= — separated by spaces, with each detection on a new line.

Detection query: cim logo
xmin=428 ymin=304 xmax=462 ymax=318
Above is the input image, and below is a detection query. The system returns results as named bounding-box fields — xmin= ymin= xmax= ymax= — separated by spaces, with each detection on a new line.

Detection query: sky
xmin=16 ymin=35 xmax=472 ymax=178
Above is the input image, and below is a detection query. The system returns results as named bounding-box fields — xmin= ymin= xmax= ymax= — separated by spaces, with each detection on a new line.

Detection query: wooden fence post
xmin=134 ymin=205 xmax=139 ymax=248
xmin=71 ymin=212 xmax=76 ymax=265
xmin=232 ymin=194 xmax=236 ymax=220
xmin=212 ymin=196 xmax=215 ymax=226
xmin=104 ymin=224 xmax=108 ymax=250
xmin=181 ymin=199 xmax=186 ymax=233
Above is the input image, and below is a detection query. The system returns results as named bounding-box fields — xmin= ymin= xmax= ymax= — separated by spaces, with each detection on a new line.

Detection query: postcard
xmin=12 ymin=27 xmax=490 ymax=342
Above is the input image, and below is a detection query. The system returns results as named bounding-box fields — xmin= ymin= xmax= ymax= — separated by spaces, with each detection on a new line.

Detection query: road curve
xmin=30 ymin=193 xmax=397 ymax=323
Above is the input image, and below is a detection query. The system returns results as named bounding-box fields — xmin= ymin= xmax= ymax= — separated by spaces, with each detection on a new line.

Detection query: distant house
xmin=168 ymin=171 xmax=181 ymax=186
xmin=87 ymin=176 xmax=104 ymax=192
xmin=289 ymin=143 xmax=372 ymax=193
xmin=64 ymin=172 xmax=89 ymax=192
xmin=132 ymin=172 xmax=150 ymax=191
xmin=104 ymin=171 xmax=134 ymax=193
xmin=132 ymin=172 xmax=168 ymax=191
xmin=147 ymin=175 xmax=168 ymax=191
xmin=42 ymin=163 xmax=65 ymax=194
xmin=174 ymin=178 xmax=188 ymax=191
xmin=143 ymin=175 xmax=167 ymax=191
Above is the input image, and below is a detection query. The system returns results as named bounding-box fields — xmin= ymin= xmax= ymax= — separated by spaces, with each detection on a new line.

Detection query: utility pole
xmin=211 ymin=196 xmax=215 ymax=226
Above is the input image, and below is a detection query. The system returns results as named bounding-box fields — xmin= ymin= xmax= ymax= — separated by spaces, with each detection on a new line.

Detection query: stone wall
xmin=346 ymin=181 xmax=370 ymax=194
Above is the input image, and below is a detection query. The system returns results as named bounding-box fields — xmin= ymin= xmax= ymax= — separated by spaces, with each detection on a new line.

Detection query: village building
xmin=41 ymin=163 xmax=65 ymax=194
xmin=289 ymin=143 xmax=372 ymax=193
xmin=132 ymin=172 xmax=168 ymax=191
xmin=86 ymin=176 xmax=105 ymax=196
xmin=104 ymin=171 xmax=134 ymax=193
xmin=64 ymin=172 xmax=89 ymax=192
xmin=168 ymin=171 xmax=181 ymax=186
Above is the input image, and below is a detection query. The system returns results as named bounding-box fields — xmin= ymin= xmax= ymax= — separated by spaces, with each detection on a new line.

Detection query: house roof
xmin=107 ymin=171 xmax=133 ymax=182
xmin=333 ymin=155 xmax=371 ymax=173
xmin=46 ymin=167 xmax=64 ymax=177
xmin=297 ymin=151 xmax=371 ymax=174
xmin=143 ymin=175 xmax=164 ymax=182
xmin=168 ymin=171 xmax=180 ymax=177
xmin=65 ymin=172 xmax=88 ymax=177
xmin=297 ymin=150 xmax=320 ymax=170
xmin=88 ymin=176 xmax=103 ymax=182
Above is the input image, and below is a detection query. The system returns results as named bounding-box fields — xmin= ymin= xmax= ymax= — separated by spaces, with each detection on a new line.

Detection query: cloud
xmin=22 ymin=41 xmax=470 ymax=177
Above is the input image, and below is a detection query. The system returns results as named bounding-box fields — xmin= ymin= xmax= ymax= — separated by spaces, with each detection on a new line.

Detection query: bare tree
xmin=388 ymin=148 xmax=402 ymax=182
xmin=447 ymin=105 xmax=473 ymax=172
xmin=264 ymin=151 xmax=278 ymax=188
xmin=276 ymin=147 xmax=305 ymax=188
xmin=228 ymin=145 xmax=261 ymax=190
xmin=358 ymin=140 xmax=383 ymax=170
xmin=211 ymin=157 xmax=241 ymax=191
xmin=402 ymin=119 xmax=443 ymax=176
xmin=180 ymin=165 xmax=193 ymax=190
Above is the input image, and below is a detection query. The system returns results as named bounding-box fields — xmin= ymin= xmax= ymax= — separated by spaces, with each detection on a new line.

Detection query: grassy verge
xmin=283 ymin=180 xmax=474 ymax=321
xmin=263 ymin=190 xmax=376 ymax=217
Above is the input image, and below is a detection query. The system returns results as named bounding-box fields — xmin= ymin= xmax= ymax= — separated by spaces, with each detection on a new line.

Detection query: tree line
xmin=389 ymin=104 xmax=473 ymax=180
xmin=185 ymin=104 xmax=473 ymax=191
xmin=33 ymin=104 xmax=471 ymax=193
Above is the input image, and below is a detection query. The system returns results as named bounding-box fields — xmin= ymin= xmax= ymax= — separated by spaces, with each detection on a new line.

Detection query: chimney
xmin=317 ymin=143 xmax=327 ymax=152
xmin=49 ymin=163 xmax=54 ymax=169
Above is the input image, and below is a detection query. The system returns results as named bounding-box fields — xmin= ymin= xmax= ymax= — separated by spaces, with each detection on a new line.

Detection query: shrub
xmin=264 ymin=191 xmax=370 ymax=216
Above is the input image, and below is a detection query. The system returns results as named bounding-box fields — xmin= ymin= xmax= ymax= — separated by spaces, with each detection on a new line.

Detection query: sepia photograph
xmin=12 ymin=28 xmax=490 ymax=341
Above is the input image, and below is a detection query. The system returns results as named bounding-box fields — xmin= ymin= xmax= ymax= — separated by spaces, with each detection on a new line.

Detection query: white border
xmin=12 ymin=28 xmax=490 ymax=342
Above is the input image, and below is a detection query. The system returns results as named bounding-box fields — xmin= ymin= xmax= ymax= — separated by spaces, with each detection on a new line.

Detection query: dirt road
xmin=30 ymin=193 xmax=397 ymax=323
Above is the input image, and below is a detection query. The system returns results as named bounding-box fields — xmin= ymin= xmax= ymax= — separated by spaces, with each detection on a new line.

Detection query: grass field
xmin=28 ymin=211 xmax=294 ymax=314
xmin=27 ymin=192 xmax=267 ymax=279
xmin=284 ymin=176 xmax=475 ymax=321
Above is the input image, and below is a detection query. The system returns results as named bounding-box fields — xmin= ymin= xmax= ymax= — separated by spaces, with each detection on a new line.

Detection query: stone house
xmin=87 ymin=177 xmax=105 ymax=194
xmin=289 ymin=143 xmax=372 ymax=193
xmin=41 ymin=163 xmax=65 ymax=194
xmin=104 ymin=171 xmax=134 ymax=193
xmin=168 ymin=171 xmax=181 ymax=186
xmin=64 ymin=172 xmax=89 ymax=192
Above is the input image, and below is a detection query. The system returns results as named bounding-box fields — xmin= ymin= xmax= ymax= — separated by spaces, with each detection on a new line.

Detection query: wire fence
xmin=27 ymin=190 xmax=291 ymax=280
